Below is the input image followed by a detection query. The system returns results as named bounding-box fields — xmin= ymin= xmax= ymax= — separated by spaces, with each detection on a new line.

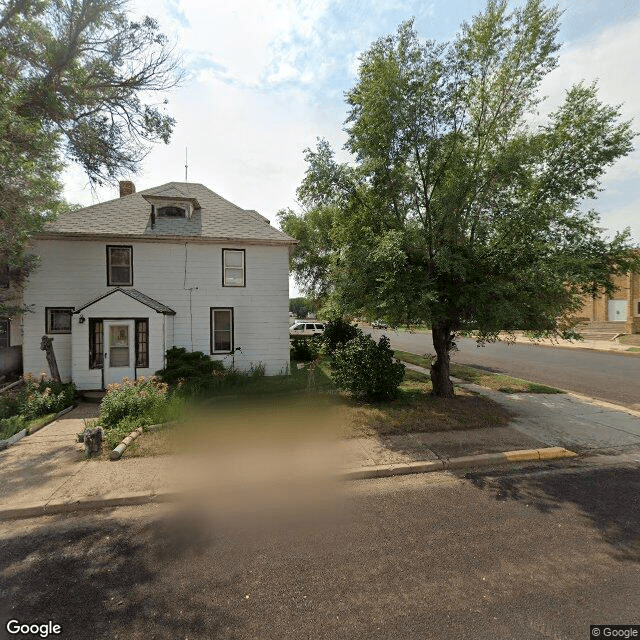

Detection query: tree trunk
xmin=40 ymin=335 xmax=61 ymax=382
xmin=430 ymin=322 xmax=454 ymax=398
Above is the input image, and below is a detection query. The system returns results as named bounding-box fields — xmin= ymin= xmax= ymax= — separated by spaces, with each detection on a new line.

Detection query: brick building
xmin=577 ymin=270 xmax=640 ymax=335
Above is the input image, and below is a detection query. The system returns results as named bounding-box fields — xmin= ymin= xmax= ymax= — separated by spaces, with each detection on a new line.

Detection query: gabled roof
xmin=42 ymin=182 xmax=296 ymax=244
xmin=73 ymin=288 xmax=176 ymax=315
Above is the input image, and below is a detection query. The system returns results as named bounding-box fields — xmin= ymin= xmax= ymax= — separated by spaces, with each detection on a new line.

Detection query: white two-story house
xmin=18 ymin=181 xmax=296 ymax=389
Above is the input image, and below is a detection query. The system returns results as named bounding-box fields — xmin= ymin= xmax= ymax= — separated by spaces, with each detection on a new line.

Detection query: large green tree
xmin=0 ymin=0 xmax=182 ymax=313
xmin=280 ymin=0 xmax=639 ymax=397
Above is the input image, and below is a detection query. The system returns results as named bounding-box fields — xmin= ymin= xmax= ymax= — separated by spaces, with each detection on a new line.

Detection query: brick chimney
xmin=119 ymin=180 xmax=136 ymax=197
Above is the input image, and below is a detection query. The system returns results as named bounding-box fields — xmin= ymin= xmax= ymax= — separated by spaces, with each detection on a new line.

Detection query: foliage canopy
xmin=279 ymin=0 xmax=639 ymax=396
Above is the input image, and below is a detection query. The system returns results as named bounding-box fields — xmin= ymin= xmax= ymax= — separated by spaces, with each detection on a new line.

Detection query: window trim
xmin=45 ymin=307 xmax=73 ymax=335
xmin=135 ymin=318 xmax=149 ymax=368
xmin=222 ymin=248 xmax=246 ymax=288
xmin=106 ymin=245 xmax=134 ymax=287
xmin=210 ymin=307 xmax=234 ymax=354
xmin=0 ymin=317 xmax=9 ymax=348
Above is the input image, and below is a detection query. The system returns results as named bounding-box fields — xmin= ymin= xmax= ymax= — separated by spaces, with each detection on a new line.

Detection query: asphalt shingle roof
xmin=74 ymin=288 xmax=176 ymax=315
xmin=43 ymin=182 xmax=295 ymax=244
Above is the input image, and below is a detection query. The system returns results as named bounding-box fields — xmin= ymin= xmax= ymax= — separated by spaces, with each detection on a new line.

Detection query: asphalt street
xmin=2 ymin=463 xmax=640 ymax=640
xmin=373 ymin=329 xmax=640 ymax=410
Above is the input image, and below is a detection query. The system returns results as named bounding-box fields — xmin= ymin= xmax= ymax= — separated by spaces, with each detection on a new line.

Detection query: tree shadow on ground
xmin=462 ymin=465 xmax=640 ymax=563
xmin=0 ymin=510 xmax=241 ymax=639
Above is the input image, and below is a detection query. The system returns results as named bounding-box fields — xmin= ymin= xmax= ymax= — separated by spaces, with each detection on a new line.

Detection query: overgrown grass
xmin=125 ymin=364 xmax=514 ymax=457
xmin=393 ymin=350 xmax=564 ymax=394
xmin=619 ymin=335 xmax=640 ymax=346
xmin=627 ymin=347 xmax=640 ymax=353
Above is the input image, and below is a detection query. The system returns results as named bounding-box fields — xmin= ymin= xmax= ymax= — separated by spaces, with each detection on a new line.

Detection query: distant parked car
xmin=289 ymin=322 xmax=326 ymax=337
xmin=371 ymin=320 xmax=388 ymax=329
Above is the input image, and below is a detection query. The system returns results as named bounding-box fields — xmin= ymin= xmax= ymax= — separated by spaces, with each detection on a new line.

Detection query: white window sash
xmin=223 ymin=250 xmax=245 ymax=286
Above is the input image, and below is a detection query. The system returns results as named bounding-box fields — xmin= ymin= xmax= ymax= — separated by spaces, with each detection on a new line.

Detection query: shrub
xmin=102 ymin=415 xmax=150 ymax=449
xmin=18 ymin=379 xmax=76 ymax=420
xmin=0 ymin=414 xmax=26 ymax=440
xmin=156 ymin=347 xmax=225 ymax=386
xmin=331 ymin=334 xmax=405 ymax=401
xmin=290 ymin=337 xmax=320 ymax=362
xmin=322 ymin=317 xmax=361 ymax=354
xmin=99 ymin=376 xmax=169 ymax=430
xmin=0 ymin=394 xmax=20 ymax=420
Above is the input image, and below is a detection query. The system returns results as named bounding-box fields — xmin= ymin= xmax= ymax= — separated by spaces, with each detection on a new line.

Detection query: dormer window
xmin=157 ymin=205 xmax=186 ymax=218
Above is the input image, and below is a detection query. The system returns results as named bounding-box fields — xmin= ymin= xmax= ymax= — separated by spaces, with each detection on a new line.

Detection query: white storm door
xmin=103 ymin=320 xmax=136 ymax=386
xmin=608 ymin=300 xmax=627 ymax=322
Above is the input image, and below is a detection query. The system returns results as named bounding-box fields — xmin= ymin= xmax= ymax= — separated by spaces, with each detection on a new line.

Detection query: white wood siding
xmin=23 ymin=238 xmax=290 ymax=387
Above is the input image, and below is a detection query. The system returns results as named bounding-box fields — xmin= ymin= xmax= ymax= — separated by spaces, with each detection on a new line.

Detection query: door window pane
xmin=109 ymin=325 xmax=130 ymax=367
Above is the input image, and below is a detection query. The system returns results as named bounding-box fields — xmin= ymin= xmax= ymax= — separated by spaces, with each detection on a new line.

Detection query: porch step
xmin=81 ymin=390 xmax=105 ymax=404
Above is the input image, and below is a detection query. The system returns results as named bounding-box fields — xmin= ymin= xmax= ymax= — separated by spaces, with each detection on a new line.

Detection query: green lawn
xmin=393 ymin=350 xmax=564 ymax=394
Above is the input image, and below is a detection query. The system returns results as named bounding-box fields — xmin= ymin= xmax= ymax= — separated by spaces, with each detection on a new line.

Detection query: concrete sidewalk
xmin=501 ymin=331 xmax=639 ymax=354
xmin=4 ymin=371 xmax=640 ymax=520
xmin=403 ymin=362 xmax=640 ymax=454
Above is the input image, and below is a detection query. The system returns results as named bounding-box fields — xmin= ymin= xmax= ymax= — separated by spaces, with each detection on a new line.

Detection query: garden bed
xmin=0 ymin=378 xmax=77 ymax=445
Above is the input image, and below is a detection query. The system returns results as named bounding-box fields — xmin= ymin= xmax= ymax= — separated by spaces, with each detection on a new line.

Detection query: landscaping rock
xmin=83 ymin=427 xmax=103 ymax=457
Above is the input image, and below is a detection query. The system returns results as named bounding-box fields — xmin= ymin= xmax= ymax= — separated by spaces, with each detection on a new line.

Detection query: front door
xmin=103 ymin=320 xmax=135 ymax=386
xmin=608 ymin=299 xmax=627 ymax=322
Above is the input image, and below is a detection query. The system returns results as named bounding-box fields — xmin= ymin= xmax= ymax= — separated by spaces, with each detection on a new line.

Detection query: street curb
xmin=336 ymin=447 xmax=577 ymax=479
xmin=0 ymin=491 xmax=181 ymax=521
xmin=0 ymin=447 xmax=578 ymax=521
xmin=559 ymin=391 xmax=640 ymax=419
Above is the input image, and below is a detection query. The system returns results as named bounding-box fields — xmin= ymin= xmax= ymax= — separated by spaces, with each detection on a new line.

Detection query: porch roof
xmin=73 ymin=288 xmax=176 ymax=315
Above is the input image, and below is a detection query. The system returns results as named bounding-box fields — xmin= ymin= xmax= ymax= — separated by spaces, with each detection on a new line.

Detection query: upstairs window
xmin=157 ymin=206 xmax=186 ymax=218
xmin=222 ymin=249 xmax=245 ymax=287
xmin=46 ymin=308 xmax=72 ymax=334
xmin=107 ymin=245 xmax=133 ymax=286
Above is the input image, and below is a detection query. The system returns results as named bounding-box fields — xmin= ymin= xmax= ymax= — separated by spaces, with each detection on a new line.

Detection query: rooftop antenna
xmin=185 ymin=147 xmax=188 ymax=181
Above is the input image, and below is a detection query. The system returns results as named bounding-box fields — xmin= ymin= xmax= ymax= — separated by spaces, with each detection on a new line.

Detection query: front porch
xmin=71 ymin=288 xmax=175 ymax=390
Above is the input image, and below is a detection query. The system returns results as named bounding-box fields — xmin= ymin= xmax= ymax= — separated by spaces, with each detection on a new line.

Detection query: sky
xmin=62 ymin=0 xmax=640 ymax=297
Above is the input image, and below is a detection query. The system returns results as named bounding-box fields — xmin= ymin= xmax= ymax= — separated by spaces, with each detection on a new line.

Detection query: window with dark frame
xmin=89 ymin=319 xmax=103 ymax=369
xmin=157 ymin=206 xmax=186 ymax=218
xmin=222 ymin=249 xmax=245 ymax=287
xmin=46 ymin=307 xmax=73 ymax=334
xmin=0 ymin=318 xmax=9 ymax=348
xmin=211 ymin=308 xmax=233 ymax=353
xmin=107 ymin=245 xmax=133 ymax=286
xmin=135 ymin=319 xmax=149 ymax=368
